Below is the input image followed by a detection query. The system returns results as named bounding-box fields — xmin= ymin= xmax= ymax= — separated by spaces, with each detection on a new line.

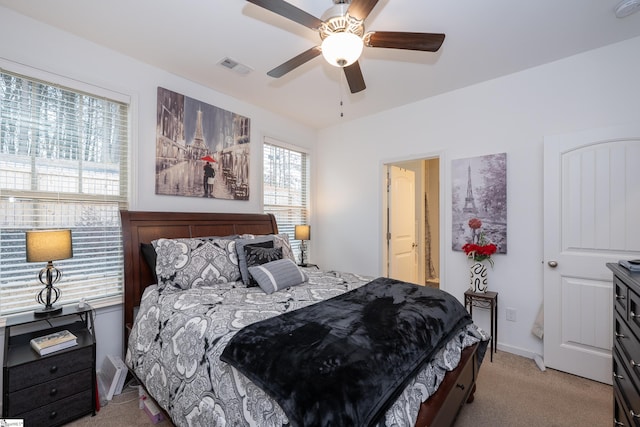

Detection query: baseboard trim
xmin=495 ymin=342 xmax=539 ymax=360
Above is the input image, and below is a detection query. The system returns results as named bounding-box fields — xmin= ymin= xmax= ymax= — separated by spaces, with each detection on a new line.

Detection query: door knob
xmin=548 ymin=261 xmax=558 ymax=268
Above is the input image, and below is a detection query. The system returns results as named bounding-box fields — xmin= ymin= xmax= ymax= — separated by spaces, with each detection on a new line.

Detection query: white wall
xmin=0 ymin=6 xmax=316 ymax=369
xmin=2 ymin=3 xmax=639 ymax=373
xmin=315 ymin=36 xmax=640 ymax=358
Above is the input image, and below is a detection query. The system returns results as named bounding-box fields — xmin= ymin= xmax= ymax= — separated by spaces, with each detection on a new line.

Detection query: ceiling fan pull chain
xmin=339 ymin=67 xmax=344 ymax=118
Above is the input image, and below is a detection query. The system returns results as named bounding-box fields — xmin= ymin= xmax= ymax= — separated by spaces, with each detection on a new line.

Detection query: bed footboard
xmin=415 ymin=342 xmax=480 ymax=427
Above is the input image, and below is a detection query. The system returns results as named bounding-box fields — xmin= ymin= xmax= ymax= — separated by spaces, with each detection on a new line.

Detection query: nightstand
xmin=464 ymin=290 xmax=498 ymax=362
xmin=3 ymin=305 xmax=96 ymax=426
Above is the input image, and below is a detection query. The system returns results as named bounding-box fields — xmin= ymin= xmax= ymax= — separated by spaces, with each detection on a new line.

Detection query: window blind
xmin=0 ymin=69 xmax=129 ymax=316
xmin=263 ymin=138 xmax=309 ymax=261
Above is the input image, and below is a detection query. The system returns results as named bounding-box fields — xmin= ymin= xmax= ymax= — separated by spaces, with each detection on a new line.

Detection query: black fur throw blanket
xmin=220 ymin=277 xmax=472 ymax=427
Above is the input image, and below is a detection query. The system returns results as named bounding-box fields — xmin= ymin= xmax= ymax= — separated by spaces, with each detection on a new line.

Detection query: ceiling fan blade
xmin=347 ymin=0 xmax=379 ymax=21
xmin=343 ymin=61 xmax=366 ymax=94
xmin=365 ymin=32 xmax=445 ymax=52
xmin=246 ymin=0 xmax=324 ymax=30
xmin=267 ymin=46 xmax=322 ymax=78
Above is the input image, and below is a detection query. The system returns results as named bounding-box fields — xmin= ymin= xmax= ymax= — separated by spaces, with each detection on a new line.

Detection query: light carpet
xmin=68 ymin=350 xmax=611 ymax=426
xmin=456 ymin=350 xmax=611 ymax=426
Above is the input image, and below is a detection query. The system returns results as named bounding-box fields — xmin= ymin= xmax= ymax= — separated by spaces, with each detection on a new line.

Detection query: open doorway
xmin=384 ymin=157 xmax=440 ymax=287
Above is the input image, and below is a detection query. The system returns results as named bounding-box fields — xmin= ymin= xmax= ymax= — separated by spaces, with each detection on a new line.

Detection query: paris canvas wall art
xmin=452 ymin=153 xmax=507 ymax=253
xmin=155 ymin=87 xmax=250 ymax=200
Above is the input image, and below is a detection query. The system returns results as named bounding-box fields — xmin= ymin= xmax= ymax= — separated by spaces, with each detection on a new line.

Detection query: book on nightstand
xmin=30 ymin=329 xmax=77 ymax=356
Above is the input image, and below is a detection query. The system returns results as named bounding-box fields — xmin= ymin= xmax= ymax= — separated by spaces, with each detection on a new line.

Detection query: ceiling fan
xmin=247 ymin=0 xmax=445 ymax=93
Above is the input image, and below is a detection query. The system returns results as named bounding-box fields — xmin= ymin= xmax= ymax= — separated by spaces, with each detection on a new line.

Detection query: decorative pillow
xmin=248 ymin=259 xmax=309 ymax=295
xmin=140 ymin=243 xmax=158 ymax=283
xmin=143 ymin=236 xmax=238 ymax=285
xmin=272 ymin=233 xmax=297 ymax=262
xmin=239 ymin=233 xmax=296 ymax=262
xmin=152 ymin=237 xmax=240 ymax=290
xmin=244 ymin=244 xmax=283 ymax=287
xmin=235 ymin=236 xmax=274 ymax=285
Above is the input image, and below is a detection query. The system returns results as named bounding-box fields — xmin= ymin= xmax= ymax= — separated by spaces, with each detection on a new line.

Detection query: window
xmin=263 ymin=138 xmax=309 ymax=261
xmin=0 ymin=68 xmax=129 ymax=316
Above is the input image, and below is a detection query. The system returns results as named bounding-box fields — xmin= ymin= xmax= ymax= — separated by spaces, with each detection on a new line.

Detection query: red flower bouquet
xmin=462 ymin=218 xmax=497 ymax=266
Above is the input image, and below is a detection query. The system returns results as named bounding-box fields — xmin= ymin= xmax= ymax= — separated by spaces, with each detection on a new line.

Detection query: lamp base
xmin=34 ymin=305 xmax=63 ymax=317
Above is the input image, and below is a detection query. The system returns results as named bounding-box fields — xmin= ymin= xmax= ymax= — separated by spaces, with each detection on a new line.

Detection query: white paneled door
xmin=543 ymin=124 xmax=640 ymax=384
xmin=388 ymin=166 xmax=417 ymax=283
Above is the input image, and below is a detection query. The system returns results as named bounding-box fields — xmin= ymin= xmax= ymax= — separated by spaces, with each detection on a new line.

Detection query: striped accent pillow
xmin=248 ymin=259 xmax=308 ymax=294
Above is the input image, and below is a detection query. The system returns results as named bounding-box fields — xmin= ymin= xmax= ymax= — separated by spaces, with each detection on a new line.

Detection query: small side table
xmin=464 ymin=290 xmax=498 ymax=362
xmin=3 ymin=305 xmax=96 ymax=425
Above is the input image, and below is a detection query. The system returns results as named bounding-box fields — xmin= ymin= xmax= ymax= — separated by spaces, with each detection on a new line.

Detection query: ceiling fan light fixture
xmin=321 ymin=32 xmax=364 ymax=67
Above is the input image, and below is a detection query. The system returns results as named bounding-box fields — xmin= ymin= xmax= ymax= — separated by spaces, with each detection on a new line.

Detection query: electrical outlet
xmin=506 ymin=308 xmax=517 ymax=322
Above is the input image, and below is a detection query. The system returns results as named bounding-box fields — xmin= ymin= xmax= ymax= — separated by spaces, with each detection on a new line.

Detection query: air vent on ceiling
xmin=218 ymin=57 xmax=253 ymax=75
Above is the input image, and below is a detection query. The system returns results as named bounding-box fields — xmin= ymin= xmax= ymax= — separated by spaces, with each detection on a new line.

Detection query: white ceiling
xmin=2 ymin=0 xmax=640 ymax=129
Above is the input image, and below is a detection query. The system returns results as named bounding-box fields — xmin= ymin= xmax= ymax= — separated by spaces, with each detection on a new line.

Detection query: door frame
xmin=381 ymin=152 xmax=444 ymax=286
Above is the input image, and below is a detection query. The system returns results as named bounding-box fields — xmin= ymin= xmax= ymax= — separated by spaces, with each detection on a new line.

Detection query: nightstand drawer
xmin=18 ymin=388 xmax=93 ymax=427
xmin=6 ymin=346 xmax=93 ymax=391
xmin=5 ymin=368 xmax=93 ymax=416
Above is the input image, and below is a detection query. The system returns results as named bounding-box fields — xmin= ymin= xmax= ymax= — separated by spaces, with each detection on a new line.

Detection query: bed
xmin=120 ymin=210 xmax=489 ymax=427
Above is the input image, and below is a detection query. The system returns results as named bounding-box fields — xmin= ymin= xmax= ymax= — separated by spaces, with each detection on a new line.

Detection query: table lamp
xmin=25 ymin=229 xmax=73 ymax=316
xmin=294 ymin=225 xmax=310 ymax=267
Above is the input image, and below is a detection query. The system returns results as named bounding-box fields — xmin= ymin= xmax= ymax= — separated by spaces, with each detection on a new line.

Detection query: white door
xmin=388 ymin=166 xmax=417 ymax=283
xmin=544 ymin=124 xmax=640 ymax=384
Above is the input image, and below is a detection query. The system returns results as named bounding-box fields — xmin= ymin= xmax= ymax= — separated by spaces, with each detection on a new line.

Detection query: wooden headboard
xmin=119 ymin=210 xmax=278 ymax=338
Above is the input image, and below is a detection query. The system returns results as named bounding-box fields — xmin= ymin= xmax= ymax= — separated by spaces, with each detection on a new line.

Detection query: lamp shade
xmin=321 ymin=32 xmax=364 ymax=67
xmin=26 ymin=229 xmax=73 ymax=262
xmin=294 ymin=225 xmax=310 ymax=241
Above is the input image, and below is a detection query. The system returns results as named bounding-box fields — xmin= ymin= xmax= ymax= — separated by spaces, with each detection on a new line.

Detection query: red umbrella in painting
xmin=200 ymin=155 xmax=216 ymax=162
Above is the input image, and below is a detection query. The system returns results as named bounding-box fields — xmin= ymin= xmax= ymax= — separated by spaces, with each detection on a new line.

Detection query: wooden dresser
xmin=2 ymin=306 xmax=96 ymax=426
xmin=608 ymin=263 xmax=640 ymax=426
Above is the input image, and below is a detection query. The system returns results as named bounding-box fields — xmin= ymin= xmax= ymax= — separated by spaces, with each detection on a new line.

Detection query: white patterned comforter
xmin=126 ymin=269 xmax=487 ymax=426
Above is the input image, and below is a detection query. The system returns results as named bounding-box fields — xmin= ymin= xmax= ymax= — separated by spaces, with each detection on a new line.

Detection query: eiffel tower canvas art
xmin=451 ymin=153 xmax=507 ymax=253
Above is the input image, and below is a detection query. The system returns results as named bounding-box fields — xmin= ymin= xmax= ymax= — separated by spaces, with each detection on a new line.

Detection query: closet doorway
xmin=384 ymin=157 xmax=440 ymax=287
